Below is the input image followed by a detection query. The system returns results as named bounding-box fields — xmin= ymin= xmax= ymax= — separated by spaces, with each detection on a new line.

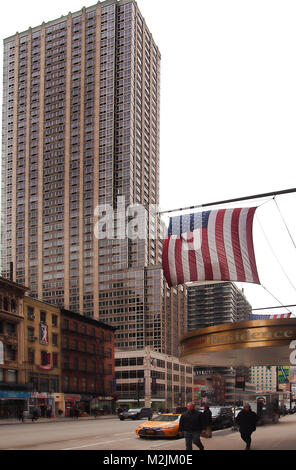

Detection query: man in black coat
xmin=203 ymin=405 xmax=212 ymax=438
xmin=179 ymin=403 xmax=206 ymax=450
xmin=235 ymin=403 xmax=258 ymax=450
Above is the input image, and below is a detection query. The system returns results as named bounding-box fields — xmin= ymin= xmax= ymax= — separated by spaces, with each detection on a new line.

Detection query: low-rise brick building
xmin=0 ymin=276 xmax=29 ymax=418
xmin=61 ymin=309 xmax=116 ymax=415
xmin=23 ymin=296 xmax=62 ymax=417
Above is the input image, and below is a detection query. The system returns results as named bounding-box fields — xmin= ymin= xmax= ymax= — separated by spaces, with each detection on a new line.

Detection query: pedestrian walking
xmin=235 ymin=403 xmax=258 ymax=450
xmin=203 ymin=405 xmax=212 ymax=438
xmin=179 ymin=402 xmax=206 ymax=451
xmin=46 ymin=406 xmax=51 ymax=419
xmin=31 ymin=407 xmax=39 ymax=422
xmin=17 ymin=408 xmax=24 ymax=423
xmin=74 ymin=404 xmax=79 ymax=419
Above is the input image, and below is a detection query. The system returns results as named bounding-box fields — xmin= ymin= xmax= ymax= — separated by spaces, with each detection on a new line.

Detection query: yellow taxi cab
xmin=136 ymin=413 xmax=182 ymax=438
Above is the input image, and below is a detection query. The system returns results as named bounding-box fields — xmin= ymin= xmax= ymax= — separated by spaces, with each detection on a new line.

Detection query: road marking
xmin=61 ymin=437 xmax=134 ymax=450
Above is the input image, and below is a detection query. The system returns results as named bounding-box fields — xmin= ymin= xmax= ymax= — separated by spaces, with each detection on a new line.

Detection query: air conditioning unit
xmin=28 ymin=315 xmax=35 ymax=320
xmin=28 ymin=336 xmax=37 ymax=342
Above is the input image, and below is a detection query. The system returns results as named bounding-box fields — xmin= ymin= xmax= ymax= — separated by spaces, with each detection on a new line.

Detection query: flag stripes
xmin=162 ymin=207 xmax=260 ymax=287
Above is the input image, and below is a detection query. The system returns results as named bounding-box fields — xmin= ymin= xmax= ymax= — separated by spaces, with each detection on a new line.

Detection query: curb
xmin=0 ymin=415 xmax=118 ymax=425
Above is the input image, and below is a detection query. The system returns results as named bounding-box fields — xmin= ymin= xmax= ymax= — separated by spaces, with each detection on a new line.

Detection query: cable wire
xmin=260 ymin=284 xmax=292 ymax=315
xmin=256 ymin=214 xmax=296 ymax=295
xmin=274 ymin=196 xmax=296 ymax=251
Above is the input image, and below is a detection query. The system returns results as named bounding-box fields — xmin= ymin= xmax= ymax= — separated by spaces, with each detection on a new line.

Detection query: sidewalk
xmin=0 ymin=415 xmax=118 ymax=425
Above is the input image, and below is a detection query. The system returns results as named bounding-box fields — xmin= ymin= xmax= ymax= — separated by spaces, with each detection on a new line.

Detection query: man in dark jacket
xmin=179 ymin=403 xmax=206 ymax=450
xmin=235 ymin=403 xmax=258 ymax=450
xmin=203 ymin=405 xmax=212 ymax=438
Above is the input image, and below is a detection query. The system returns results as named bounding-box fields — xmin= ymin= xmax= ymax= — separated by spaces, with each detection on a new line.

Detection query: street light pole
xmin=137 ymin=379 xmax=143 ymax=407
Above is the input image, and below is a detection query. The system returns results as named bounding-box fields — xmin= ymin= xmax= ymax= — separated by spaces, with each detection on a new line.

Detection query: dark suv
xmin=119 ymin=407 xmax=153 ymax=421
xmin=209 ymin=407 xmax=233 ymax=430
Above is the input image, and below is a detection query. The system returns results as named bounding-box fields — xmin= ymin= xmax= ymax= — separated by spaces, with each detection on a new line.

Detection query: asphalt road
xmin=1 ymin=414 xmax=296 ymax=450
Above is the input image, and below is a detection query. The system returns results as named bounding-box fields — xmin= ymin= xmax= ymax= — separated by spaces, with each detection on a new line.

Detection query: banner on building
xmin=278 ymin=366 xmax=290 ymax=384
xmin=162 ymin=207 xmax=259 ymax=287
xmin=40 ymin=323 xmax=48 ymax=345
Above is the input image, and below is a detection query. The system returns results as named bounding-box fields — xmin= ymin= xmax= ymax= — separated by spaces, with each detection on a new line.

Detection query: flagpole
xmin=158 ymin=187 xmax=296 ymax=216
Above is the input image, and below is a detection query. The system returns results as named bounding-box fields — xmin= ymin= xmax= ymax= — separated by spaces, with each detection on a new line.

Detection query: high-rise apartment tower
xmin=1 ymin=0 xmax=186 ymax=354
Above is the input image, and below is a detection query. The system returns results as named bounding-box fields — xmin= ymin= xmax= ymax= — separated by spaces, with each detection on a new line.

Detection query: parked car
xmin=119 ymin=407 xmax=153 ymax=421
xmin=136 ymin=413 xmax=182 ymax=438
xmin=210 ymin=406 xmax=233 ymax=430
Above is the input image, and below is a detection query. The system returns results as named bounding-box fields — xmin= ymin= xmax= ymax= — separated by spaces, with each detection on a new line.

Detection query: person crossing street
xmin=179 ymin=402 xmax=206 ymax=451
xmin=235 ymin=403 xmax=258 ymax=450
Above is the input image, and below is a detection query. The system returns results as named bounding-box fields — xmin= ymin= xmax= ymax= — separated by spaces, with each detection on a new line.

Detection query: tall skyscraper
xmin=1 ymin=0 xmax=186 ymax=354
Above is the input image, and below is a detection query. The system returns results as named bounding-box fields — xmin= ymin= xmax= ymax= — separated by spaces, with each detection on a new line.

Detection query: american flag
xmin=249 ymin=313 xmax=291 ymax=320
xmin=162 ymin=207 xmax=260 ymax=287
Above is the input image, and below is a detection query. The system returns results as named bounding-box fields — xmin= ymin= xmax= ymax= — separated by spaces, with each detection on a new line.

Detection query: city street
xmin=1 ymin=414 xmax=296 ymax=450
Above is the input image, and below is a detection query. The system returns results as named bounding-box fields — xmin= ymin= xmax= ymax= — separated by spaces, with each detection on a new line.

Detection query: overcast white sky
xmin=1 ymin=0 xmax=296 ymax=314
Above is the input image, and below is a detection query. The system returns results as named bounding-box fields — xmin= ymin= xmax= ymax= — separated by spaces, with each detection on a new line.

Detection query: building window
xmin=52 ymin=315 xmax=58 ymax=327
xmin=3 ymin=298 xmax=9 ymax=311
xmin=82 ymin=378 xmax=86 ymax=392
xmin=6 ymin=323 xmax=16 ymax=336
xmin=28 ymin=349 xmax=35 ymax=364
xmin=27 ymin=306 xmax=35 ymax=320
xmin=7 ymin=369 xmax=17 ymax=383
xmin=40 ymin=311 xmax=46 ymax=323
xmin=63 ymin=356 xmax=70 ymax=369
xmin=52 ymin=352 xmax=58 ymax=367
xmin=73 ymin=376 xmax=78 ymax=391
xmin=41 ymin=351 xmax=49 ymax=366
xmin=52 ymin=334 xmax=58 ymax=347
xmin=64 ymin=376 xmax=69 ymax=390
xmin=6 ymin=347 xmax=16 ymax=361
xmin=28 ymin=327 xmax=35 ymax=340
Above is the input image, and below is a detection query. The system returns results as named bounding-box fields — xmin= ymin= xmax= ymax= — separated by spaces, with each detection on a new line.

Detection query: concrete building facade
xmin=115 ymin=347 xmax=194 ymax=410
xmin=249 ymin=366 xmax=277 ymax=393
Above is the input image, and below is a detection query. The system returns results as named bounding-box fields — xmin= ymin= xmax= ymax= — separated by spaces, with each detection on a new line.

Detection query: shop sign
xmin=93 ymin=396 xmax=114 ymax=401
xmin=65 ymin=395 xmax=81 ymax=401
xmin=31 ymin=392 xmax=49 ymax=399
xmin=0 ymin=391 xmax=31 ymax=399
